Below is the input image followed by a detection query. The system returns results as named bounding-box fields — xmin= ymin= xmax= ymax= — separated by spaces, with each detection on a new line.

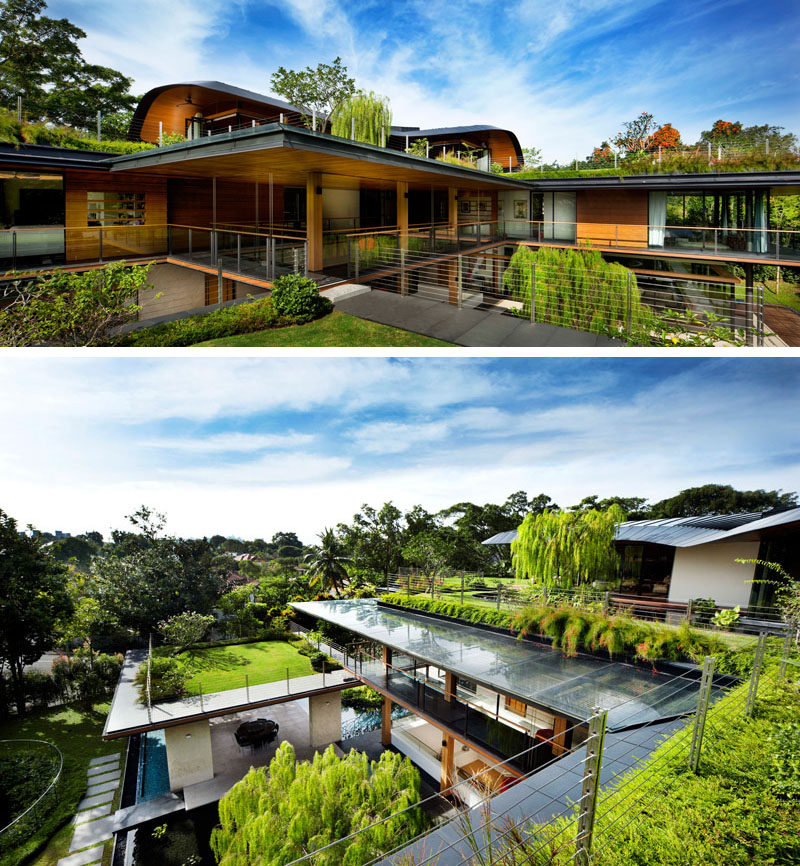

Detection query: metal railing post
xmin=98 ymin=229 xmax=103 ymax=263
xmin=11 ymin=230 xmax=16 ymax=271
xmin=347 ymin=237 xmax=352 ymax=279
xmin=575 ymin=708 xmax=608 ymax=866
xmin=457 ymin=254 xmax=463 ymax=309
xmin=400 ymin=247 xmax=406 ymax=296
xmin=271 ymin=237 xmax=276 ymax=280
xmin=236 ymin=233 xmax=241 ymax=273
xmin=245 ymin=673 xmax=250 ymax=703
xmin=745 ymin=632 xmax=768 ymax=717
xmin=530 ymin=262 xmax=536 ymax=323
xmin=406 ymin=573 xmax=411 ymax=595
xmin=199 ymin=682 xmax=204 ymax=713
xmin=460 ymin=573 xmax=465 ymax=606
xmin=430 ymin=575 xmax=435 ymax=599
xmin=303 ymin=241 xmax=308 ymax=277
xmin=689 ymin=655 xmax=716 ymax=772
xmin=188 ymin=228 xmax=192 ymax=258
xmin=286 ymin=666 xmax=290 ymax=695
xmin=626 ymin=273 xmax=633 ymax=337
xmin=355 ymin=242 xmax=360 ymax=282
xmin=217 ymin=261 xmax=223 ymax=306
xmin=496 ymin=584 xmax=501 ymax=611
xmin=779 ymin=622 xmax=794 ymax=679
xmin=745 ymin=284 xmax=754 ymax=346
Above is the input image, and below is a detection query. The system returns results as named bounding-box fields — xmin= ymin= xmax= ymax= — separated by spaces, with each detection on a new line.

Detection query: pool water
xmin=137 ymin=729 xmax=170 ymax=803
xmin=341 ymin=705 xmax=409 ymax=739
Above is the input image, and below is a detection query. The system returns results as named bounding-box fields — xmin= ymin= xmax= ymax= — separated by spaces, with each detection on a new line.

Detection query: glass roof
xmin=292 ymin=600 xmax=724 ymax=730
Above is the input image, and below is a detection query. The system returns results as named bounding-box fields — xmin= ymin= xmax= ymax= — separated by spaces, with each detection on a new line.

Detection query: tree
xmin=588 ymin=141 xmax=615 ymax=166
xmin=512 ymin=505 xmax=626 ymax=588
xmin=270 ymin=56 xmax=355 ymax=131
xmin=408 ymin=137 xmax=428 ymax=157
xmin=331 ymin=90 xmax=392 ymax=145
xmin=699 ymin=121 xmax=797 ymax=150
xmin=647 ymin=123 xmax=681 ymax=150
xmin=270 ymin=531 xmax=304 ymax=559
xmin=211 ymin=742 xmax=427 ymax=866
xmin=401 ymin=530 xmax=455 ymax=575
xmin=0 ymin=508 xmax=73 ymax=714
xmin=93 ymin=507 xmax=230 ymax=637
xmin=337 ymin=502 xmax=404 ymax=580
xmin=304 ymin=528 xmax=350 ymax=595
xmin=157 ymin=611 xmax=215 ymax=652
xmin=648 ymin=485 xmax=797 ymax=519
xmin=0 ymin=262 xmax=151 ymax=347
xmin=613 ymin=112 xmax=657 ymax=155
xmin=48 ymin=535 xmax=99 ymax=571
xmin=522 ymin=146 xmax=542 ymax=167
xmin=59 ymin=591 xmax=116 ymax=668
xmin=0 ymin=0 xmax=137 ymax=125
xmin=570 ymin=495 xmax=649 ymax=516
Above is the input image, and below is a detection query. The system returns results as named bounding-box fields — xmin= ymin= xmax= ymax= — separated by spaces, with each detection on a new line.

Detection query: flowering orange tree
xmin=646 ymin=123 xmax=681 ymax=150
xmin=709 ymin=119 xmax=742 ymax=141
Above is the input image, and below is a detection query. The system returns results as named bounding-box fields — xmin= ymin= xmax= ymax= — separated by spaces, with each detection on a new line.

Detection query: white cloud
xmin=141 ymin=431 xmax=315 ymax=452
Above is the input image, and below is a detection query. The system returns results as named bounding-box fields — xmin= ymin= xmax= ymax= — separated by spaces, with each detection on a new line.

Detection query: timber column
xmin=440 ymin=733 xmax=455 ymax=792
xmin=448 ymin=188 xmax=458 ymax=240
xmin=381 ymin=695 xmax=392 ymax=747
xmin=306 ymin=171 xmax=323 ymax=273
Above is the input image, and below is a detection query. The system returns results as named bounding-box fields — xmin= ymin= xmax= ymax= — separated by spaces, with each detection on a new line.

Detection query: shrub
xmin=341 ymin=685 xmax=383 ymax=710
xmin=125 ymin=297 xmax=281 ymax=347
xmin=134 ymin=656 xmax=186 ymax=704
xmin=269 ymin=274 xmax=333 ymax=323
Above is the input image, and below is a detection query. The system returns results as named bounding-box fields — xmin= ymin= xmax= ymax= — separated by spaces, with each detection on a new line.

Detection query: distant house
xmin=483 ymin=506 xmax=800 ymax=609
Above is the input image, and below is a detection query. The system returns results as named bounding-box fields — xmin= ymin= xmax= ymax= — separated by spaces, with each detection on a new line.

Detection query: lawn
xmin=193 ymin=310 xmax=454 ymax=347
xmin=177 ymin=639 xmax=315 ymax=694
xmin=734 ymin=278 xmax=800 ymax=313
xmin=0 ymin=703 xmax=118 ymax=866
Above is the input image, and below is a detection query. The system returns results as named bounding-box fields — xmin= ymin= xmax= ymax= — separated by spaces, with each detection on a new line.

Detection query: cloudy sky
xmin=1 ymin=356 xmax=798 ymax=542
xmin=47 ymin=0 xmax=800 ymax=161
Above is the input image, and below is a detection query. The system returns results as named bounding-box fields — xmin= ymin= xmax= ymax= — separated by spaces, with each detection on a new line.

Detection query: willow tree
xmin=502 ymin=244 xmax=651 ymax=335
xmin=211 ymin=742 xmax=427 ymax=866
xmin=331 ymin=90 xmax=392 ymax=145
xmin=511 ymin=505 xmax=626 ymax=588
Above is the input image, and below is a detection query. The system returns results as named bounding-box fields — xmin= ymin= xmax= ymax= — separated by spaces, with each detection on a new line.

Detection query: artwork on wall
xmin=513 ymin=199 xmax=528 ymax=220
xmin=459 ymin=199 xmax=472 ymax=216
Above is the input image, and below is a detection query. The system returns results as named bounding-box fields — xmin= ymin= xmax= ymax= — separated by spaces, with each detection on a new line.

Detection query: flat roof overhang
xmin=0 ymin=143 xmax=113 ymax=172
xmin=291 ymin=600 xmax=728 ymax=731
xmin=520 ymin=170 xmax=800 ymax=192
xmin=108 ymin=124 xmax=527 ymax=190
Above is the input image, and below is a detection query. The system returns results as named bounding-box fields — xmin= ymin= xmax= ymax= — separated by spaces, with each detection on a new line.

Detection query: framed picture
xmin=513 ymin=199 xmax=528 ymax=219
xmin=478 ymin=200 xmax=491 ymax=214
xmin=459 ymin=199 xmax=472 ymax=215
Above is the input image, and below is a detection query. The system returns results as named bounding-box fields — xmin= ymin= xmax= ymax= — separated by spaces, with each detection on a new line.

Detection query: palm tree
xmin=304 ymin=528 xmax=351 ymax=596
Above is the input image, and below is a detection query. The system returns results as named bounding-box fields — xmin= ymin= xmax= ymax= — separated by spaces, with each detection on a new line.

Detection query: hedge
xmin=380 ymin=593 xmax=731 ymax=664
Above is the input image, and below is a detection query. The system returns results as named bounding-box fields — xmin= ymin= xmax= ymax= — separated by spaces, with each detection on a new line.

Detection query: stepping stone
xmin=86 ymin=769 xmax=119 ymax=786
xmin=88 ymin=754 xmax=120 ymax=768
xmin=77 ymin=791 xmax=115 ymax=810
xmin=69 ymin=816 xmax=115 ymax=851
xmin=87 ymin=761 xmax=119 ymax=777
xmin=56 ymin=844 xmax=104 ymax=866
xmin=72 ymin=803 xmax=112 ymax=824
xmin=85 ymin=780 xmax=119 ymax=797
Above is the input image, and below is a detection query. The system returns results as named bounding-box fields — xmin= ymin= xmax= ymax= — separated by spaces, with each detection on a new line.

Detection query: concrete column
xmin=306 ymin=171 xmax=323 ymax=272
xmin=309 ymin=690 xmax=342 ymax=747
xmin=163 ymin=720 xmax=214 ymax=792
xmin=440 ymin=733 xmax=455 ymax=792
xmin=381 ymin=695 xmax=392 ymax=747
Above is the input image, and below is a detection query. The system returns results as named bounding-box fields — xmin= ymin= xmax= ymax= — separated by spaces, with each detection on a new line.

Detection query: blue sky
xmin=48 ymin=0 xmax=800 ymax=160
xmin=1 ymin=357 xmax=798 ymax=541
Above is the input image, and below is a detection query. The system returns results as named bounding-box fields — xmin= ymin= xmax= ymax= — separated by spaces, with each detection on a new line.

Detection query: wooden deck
xmin=764 ymin=303 xmax=800 ymax=346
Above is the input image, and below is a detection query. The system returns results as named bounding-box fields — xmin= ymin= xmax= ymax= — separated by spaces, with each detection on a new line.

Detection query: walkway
xmin=57 ymin=751 xmax=122 ymax=866
xmin=333 ymin=291 xmax=622 ymax=347
xmin=764 ymin=303 xmax=800 ymax=346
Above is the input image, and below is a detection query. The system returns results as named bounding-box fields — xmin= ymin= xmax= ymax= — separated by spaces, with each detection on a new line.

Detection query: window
xmin=0 ymin=171 xmax=64 ymax=227
xmin=204 ymin=275 xmax=235 ymax=306
xmin=504 ymin=696 xmax=527 ymax=716
xmin=458 ymin=678 xmax=477 ymax=695
xmin=87 ymin=191 xmax=145 ymax=226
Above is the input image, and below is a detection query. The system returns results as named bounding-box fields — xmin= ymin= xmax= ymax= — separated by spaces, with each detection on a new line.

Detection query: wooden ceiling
xmin=113 ymin=140 xmax=520 ymax=192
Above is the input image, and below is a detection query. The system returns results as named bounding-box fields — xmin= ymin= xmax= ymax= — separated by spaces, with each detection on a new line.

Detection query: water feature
xmin=136 ymin=729 xmax=170 ymax=803
xmin=341 ymin=704 xmax=409 ymax=739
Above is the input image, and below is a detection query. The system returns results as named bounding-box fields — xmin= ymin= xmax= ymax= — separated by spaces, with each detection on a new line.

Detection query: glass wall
xmin=543 ymin=191 xmax=576 ymax=241
xmin=0 ymin=171 xmax=65 ymax=267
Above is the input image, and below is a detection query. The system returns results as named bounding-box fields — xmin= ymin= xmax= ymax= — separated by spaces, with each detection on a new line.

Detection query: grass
xmin=178 ymin=639 xmax=314 ymax=694
xmin=0 ymin=702 xmax=118 ymax=866
xmin=193 ymin=310 xmax=454 ymax=347
xmin=733 ymin=278 xmax=800 ymax=313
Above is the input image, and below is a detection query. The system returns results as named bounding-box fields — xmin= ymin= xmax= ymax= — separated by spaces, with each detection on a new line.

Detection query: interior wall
xmin=322 ymin=188 xmax=359 ymax=222
xmin=167 ymin=178 xmax=285 ymax=228
xmin=576 ymin=189 xmax=648 ymax=247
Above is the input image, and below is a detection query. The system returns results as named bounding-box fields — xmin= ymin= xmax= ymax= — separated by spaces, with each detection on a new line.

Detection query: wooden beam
xmin=306 ymin=171 xmax=323 ymax=272
xmin=440 ymin=733 xmax=455 ymax=792
xmin=381 ymin=695 xmax=392 ymax=747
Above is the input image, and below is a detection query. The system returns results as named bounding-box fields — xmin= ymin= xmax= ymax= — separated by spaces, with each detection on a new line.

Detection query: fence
xmin=381 ymin=575 xmax=787 ymax=638
xmin=348 ymin=238 xmax=767 ymax=346
xmin=264 ymin=624 xmax=793 ymax=866
xmin=0 ymin=738 xmax=63 ymax=854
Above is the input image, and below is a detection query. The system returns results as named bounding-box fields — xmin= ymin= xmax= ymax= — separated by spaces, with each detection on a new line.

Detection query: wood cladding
xmin=64 ymin=169 xmax=167 ymax=262
xmin=167 ymin=178 xmax=285 ymax=227
xmin=576 ymin=189 xmax=648 ymax=248
xmin=204 ymin=273 xmax=235 ymax=305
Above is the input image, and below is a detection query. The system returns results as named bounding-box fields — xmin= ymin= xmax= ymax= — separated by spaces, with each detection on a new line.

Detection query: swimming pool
xmin=341 ymin=705 xmax=409 ymax=739
xmin=136 ymin=729 xmax=171 ymax=803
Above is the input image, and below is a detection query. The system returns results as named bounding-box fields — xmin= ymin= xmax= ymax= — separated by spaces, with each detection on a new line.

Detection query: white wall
xmin=497 ymin=190 xmax=530 ymax=239
xmin=163 ymin=720 xmax=214 ymax=792
xmin=668 ymin=541 xmax=759 ymax=607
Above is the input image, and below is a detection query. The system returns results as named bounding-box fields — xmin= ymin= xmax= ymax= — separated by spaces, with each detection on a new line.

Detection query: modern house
xmin=483 ymin=506 xmax=800 ymax=610
xmin=2 ymin=80 xmax=798 ymax=340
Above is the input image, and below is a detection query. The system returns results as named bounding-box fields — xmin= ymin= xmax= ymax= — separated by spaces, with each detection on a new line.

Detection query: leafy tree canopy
xmin=270 ymin=56 xmax=355 ymax=130
xmin=304 ymin=527 xmax=350 ymax=595
xmin=0 ymin=507 xmax=73 ymax=714
xmin=648 ymin=484 xmax=797 ymax=519
xmin=336 ymin=502 xmax=404 ymax=579
xmin=0 ymin=0 xmax=137 ymax=126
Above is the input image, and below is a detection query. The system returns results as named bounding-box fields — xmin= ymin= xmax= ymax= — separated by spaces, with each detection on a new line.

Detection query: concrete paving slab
xmin=85 ymin=769 xmax=120 ymax=786
xmin=455 ymin=314 xmax=525 ymax=346
xmin=87 ymin=761 xmax=119 ymax=777
xmin=85 ymin=780 xmax=119 ymax=797
xmin=69 ymin=816 xmax=115 ymax=851
xmin=322 ymin=283 xmax=371 ymax=303
xmin=88 ymin=754 xmax=120 ymax=768
xmin=114 ymin=795 xmax=184 ymax=832
xmin=76 ymin=791 xmax=115 ymax=811
xmin=72 ymin=803 xmax=112 ymax=824
xmin=56 ymin=843 xmax=104 ymax=866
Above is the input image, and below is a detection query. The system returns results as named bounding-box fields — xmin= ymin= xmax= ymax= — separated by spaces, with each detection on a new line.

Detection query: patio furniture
xmin=235 ymin=718 xmax=279 ymax=750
